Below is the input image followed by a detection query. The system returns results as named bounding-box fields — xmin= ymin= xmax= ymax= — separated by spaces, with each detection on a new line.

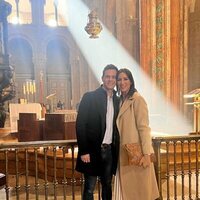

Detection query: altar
xmin=54 ymin=109 xmax=77 ymax=122
xmin=9 ymin=105 xmax=77 ymax=141
xmin=16 ymin=110 xmax=77 ymax=142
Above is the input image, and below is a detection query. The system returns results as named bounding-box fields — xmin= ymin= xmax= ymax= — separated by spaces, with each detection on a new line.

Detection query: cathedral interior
xmin=0 ymin=0 xmax=199 ymax=131
xmin=0 ymin=1 xmax=200 ymax=199
xmin=2 ymin=0 xmax=198 ymax=135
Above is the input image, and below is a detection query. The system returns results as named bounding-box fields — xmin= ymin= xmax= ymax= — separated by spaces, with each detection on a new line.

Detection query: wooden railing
xmin=152 ymin=134 xmax=200 ymax=200
xmin=1 ymin=135 xmax=200 ymax=200
xmin=0 ymin=140 xmax=99 ymax=200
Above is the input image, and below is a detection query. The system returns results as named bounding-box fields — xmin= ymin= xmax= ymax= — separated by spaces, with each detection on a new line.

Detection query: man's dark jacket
xmin=75 ymin=87 xmax=120 ymax=176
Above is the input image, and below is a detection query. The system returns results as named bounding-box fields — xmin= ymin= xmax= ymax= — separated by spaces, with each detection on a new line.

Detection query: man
xmin=76 ymin=64 xmax=120 ymax=200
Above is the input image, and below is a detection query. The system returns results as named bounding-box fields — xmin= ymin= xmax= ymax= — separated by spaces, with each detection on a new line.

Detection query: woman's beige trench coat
xmin=116 ymin=92 xmax=159 ymax=200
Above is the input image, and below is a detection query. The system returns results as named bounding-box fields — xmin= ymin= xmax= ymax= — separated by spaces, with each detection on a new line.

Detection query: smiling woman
xmin=114 ymin=68 xmax=159 ymax=200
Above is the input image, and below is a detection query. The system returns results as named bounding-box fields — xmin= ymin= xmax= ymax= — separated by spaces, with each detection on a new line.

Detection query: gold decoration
xmin=184 ymin=88 xmax=200 ymax=134
xmin=85 ymin=10 xmax=102 ymax=38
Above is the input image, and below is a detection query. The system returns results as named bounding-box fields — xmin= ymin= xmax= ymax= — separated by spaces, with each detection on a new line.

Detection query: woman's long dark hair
xmin=117 ymin=68 xmax=137 ymax=98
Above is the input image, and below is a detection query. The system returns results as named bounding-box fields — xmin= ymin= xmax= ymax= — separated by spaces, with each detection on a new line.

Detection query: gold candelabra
xmin=23 ymin=79 xmax=36 ymax=103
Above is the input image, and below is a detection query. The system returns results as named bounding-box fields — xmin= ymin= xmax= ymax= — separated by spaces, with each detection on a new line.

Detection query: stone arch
xmin=41 ymin=30 xmax=76 ymax=59
xmin=8 ymin=37 xmax=34 ymax=101
xmin=46 ymin=38 xmax=70 ymax=74
xmin=45 ymin=35 xmax=72 ymax=109
xmin=8 ymin=37 xmax=34 ymax=77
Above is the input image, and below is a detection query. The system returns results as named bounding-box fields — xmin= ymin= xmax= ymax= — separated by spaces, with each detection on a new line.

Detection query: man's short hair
xmin=102 ymin=64 xmax=118 ymax=77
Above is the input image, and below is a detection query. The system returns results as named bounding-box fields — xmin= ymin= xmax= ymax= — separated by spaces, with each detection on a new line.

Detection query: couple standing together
xmin=76 ymin=64 xmax=159 ymax=200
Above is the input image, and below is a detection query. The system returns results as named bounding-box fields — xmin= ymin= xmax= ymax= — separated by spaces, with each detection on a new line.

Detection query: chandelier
xmin=85 ymin=10 xmax=102 ymax=38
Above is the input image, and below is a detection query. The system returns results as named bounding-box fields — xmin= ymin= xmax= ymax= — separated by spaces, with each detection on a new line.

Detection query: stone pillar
xmin=140 ymin=0 xmax=188 ymax=110
xmin=115 ymin=0 xmax=140 ymax=60
xmin=29 ymin=0 xmax=45 ymax=25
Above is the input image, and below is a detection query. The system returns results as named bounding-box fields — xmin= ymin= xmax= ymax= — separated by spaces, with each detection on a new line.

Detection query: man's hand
xmin=139 ymin=154 xmax=151 ymax=168
xmin=81 ymin=154 xmax=90 ymax=163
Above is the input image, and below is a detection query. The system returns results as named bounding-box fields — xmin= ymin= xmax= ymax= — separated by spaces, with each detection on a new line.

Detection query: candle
xmin=33 ymin=81 xmax=36 ymax=93
xmin=23 ymin=84 xmax=26 ymax=95
xmin=30 ymin=81 xmax=33 ymax=94
xmin=26 ymin=81 xmax=29 ymax=94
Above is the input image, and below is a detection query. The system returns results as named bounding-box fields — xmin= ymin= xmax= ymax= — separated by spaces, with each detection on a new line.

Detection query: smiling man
xmin=76 ymin=64 xmax=120 ymax=200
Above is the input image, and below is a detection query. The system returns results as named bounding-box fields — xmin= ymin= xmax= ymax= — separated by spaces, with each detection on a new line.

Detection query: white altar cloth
xmin=9 ymin=103 xmax=42 ymax=132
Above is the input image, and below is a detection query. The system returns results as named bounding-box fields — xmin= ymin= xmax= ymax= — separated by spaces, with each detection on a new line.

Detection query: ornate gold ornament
xmin=85 ymin=10 xmax=102 ymax=38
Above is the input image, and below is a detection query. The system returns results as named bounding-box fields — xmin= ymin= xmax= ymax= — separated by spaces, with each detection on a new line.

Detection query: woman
xmin=114 ymin=68 xmax=159 ymax=200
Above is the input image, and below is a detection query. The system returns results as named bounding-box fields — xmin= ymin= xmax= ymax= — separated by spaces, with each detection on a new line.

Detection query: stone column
xmin=29 ymin=0 xmax=45 ymax=25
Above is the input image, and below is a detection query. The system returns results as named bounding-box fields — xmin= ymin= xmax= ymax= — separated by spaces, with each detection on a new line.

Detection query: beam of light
xmin=58 ymin=0 xmax=193 ymax=135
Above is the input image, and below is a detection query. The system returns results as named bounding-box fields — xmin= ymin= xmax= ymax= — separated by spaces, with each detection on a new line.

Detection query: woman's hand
xmin=81 ymin=154 xmax=90 ymax=163
xmin=139 ymin=154 xmax=151 ymax=168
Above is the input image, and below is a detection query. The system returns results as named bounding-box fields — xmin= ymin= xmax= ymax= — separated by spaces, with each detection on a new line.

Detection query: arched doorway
xmin=46 ymin=39 xmax=71 ymax=110
xmin=8 ymin=37 xmax=34 ymax=102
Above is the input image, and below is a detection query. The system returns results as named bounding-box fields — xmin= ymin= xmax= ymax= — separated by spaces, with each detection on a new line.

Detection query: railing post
xmin=153 ymin=137 xmax=163 ymax=200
